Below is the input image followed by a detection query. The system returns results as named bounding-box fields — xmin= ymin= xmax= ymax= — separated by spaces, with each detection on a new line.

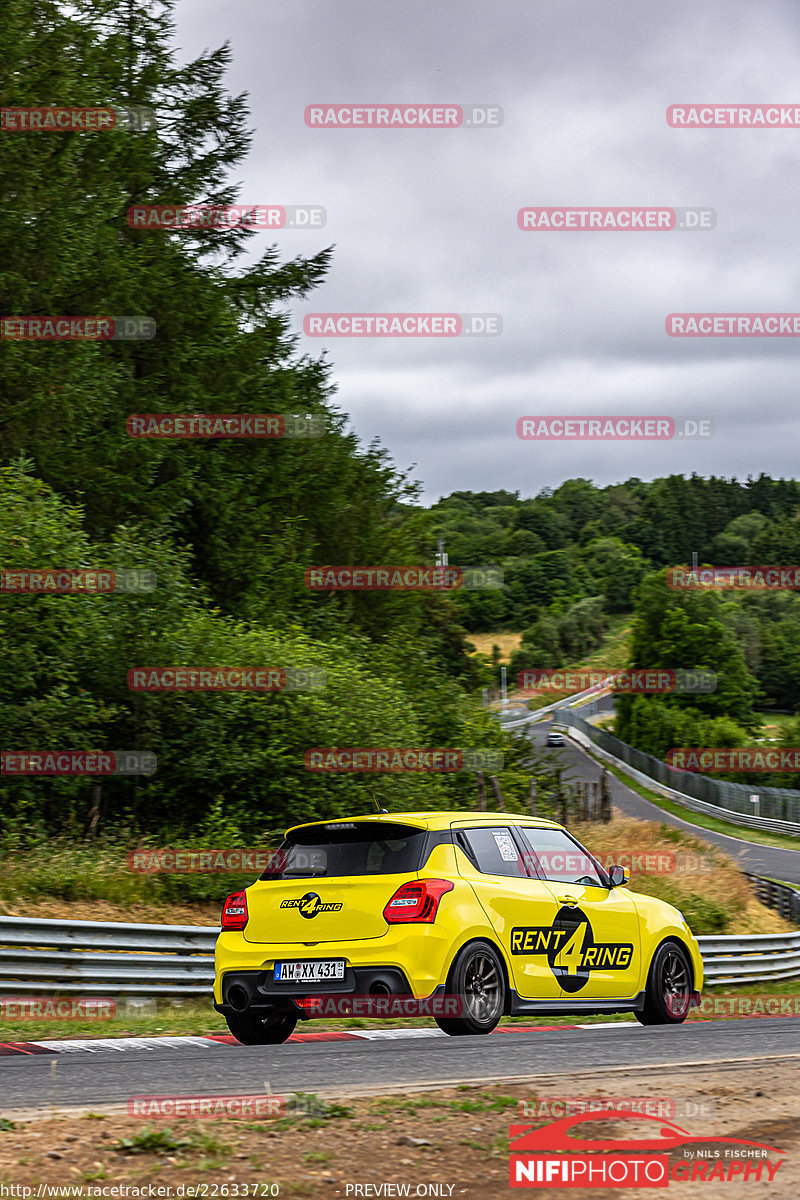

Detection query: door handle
xmin=557 ymin=896 xmax=578 ymax=906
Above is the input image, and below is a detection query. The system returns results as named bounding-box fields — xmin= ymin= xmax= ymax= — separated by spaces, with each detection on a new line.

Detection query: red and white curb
xmin=0 ymin=1023 xmax=633 ymax=1055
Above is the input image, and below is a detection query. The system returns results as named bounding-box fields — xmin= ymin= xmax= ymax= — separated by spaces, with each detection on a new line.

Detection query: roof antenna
xmin=369 ymin=789 xmax=389 ymax=814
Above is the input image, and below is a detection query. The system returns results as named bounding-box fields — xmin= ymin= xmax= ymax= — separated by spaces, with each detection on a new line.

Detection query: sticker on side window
xmin=493 ymin=831 xmax=519 ymax=862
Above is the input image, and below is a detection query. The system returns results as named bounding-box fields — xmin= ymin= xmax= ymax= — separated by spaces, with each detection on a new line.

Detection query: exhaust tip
xmin=227 ymin=983 xmax=250 ymax=1013
xmin=368 ymin=981 xmax=392 ymax=997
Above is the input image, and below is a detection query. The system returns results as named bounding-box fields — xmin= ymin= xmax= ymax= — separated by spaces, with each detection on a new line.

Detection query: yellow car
xmin=214 ymin=812 xmax=703 ymax=1043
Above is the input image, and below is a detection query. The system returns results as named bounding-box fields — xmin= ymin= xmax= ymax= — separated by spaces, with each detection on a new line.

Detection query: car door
xmin=451 ymin=823 xmax=563 ymax=1000
xmin=517 ymin=826 xmax=642 ymax=1001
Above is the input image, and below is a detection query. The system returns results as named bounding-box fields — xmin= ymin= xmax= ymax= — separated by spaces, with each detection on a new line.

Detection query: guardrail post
xmin=489 ymin=775 xmax=505 ymax=812
xmin=599 ymin=768 xmax=611 ymax=823
xmin=476 ymin=771 xmax=486 ymax=811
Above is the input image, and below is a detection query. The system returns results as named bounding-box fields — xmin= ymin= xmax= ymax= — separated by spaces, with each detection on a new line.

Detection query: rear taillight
xmin=383 ymin=879 xmax=454 ymax=924
xmin=221 ymin=890 xmax=248 ymax=931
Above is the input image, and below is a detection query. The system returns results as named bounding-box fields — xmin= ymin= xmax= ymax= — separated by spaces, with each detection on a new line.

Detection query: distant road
xmin=524 ymin=721 xmax=800 ymax=885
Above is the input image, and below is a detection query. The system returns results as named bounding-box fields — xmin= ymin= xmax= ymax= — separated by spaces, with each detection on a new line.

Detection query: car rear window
xmin=259 ymin=822 xmax=428 ymax=879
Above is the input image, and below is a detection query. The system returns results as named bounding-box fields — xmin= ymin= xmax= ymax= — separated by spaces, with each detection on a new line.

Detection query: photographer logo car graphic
xmin=280 ymin=891 xmax=343 ymax=918
xmin=511 ymin=908 xmax=633 ymax=992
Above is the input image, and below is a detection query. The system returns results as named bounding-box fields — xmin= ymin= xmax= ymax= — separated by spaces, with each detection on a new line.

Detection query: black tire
xmin=224 ymin=1008 xmax=298 ymax=1045
xmin=435 ymin=940 xmax=506 ymax=1036
xmin=635 ymin=940 xmax=692 ymax=1026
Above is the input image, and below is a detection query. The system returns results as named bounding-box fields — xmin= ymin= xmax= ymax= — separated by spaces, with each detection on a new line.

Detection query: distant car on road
xmin=546 ymin=729 xmax=565 ymax=746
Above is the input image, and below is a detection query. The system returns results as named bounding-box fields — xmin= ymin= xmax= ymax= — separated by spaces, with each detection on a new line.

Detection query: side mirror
xmin=608 ymin=865 xmax=630 ymax=888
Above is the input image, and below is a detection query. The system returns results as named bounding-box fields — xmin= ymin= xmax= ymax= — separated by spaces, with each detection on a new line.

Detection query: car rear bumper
xmin=216 ymin=964 xmax=420 ymax=1016
xmin=214 ymin=925 xmax=457 ymax=1005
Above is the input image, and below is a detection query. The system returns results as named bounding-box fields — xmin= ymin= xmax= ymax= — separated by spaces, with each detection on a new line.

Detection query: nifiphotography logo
xmin=509 ymin=1111 xmax=785 ymax=1187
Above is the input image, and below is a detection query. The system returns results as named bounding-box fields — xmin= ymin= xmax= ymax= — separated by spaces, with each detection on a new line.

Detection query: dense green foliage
xmin=431 ymin=476 xmax=800 ymax=632
xmin=0 ymin=0 xmax=555 ymax=841
xmin=4 ymin=1 xmax=800 ymax=843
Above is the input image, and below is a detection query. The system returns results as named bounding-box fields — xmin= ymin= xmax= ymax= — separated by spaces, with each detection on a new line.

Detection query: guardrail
xmin=0 ymin=915 xmax=216 ymax=997
xmin=745 ymin=873 xmax=800 ymax=925
xmin=1 ymin=898 xmax=798 ymax=998
xmin=557 ymin=711 xmax=800 ymax=837
xmin=699 ymin=931 xmax=800 ymax=985
xmin=501 ymin=680 xmax=800 ymax=834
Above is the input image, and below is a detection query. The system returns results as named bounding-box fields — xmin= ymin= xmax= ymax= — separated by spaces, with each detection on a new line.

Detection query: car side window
xmin=518 ymin=827 xmax=608 ymax=887
xmin=457 ymin=827 xmax=529 ymax=878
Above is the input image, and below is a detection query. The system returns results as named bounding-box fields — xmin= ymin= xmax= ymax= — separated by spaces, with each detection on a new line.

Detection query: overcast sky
xmin=175 ymin=0 xmax=800 ymax=504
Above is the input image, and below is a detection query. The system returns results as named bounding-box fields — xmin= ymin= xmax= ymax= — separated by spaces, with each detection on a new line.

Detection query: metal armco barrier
xmin=699 ymin=931 xmax=800 ymax=985
xmin=1 ymin=896 xmax=799 ymax=997
xmin=559 ymin=711 xmax=800 ymax=837
xmin=745 ymin=873 xmax=800 ymax=925
xmin=0 ymin=915 xmax=216 ymax=997
xmin=548 ymin=691 xmax=800 ymax=833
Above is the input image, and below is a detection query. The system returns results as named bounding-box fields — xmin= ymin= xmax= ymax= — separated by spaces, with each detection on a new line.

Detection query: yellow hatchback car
xmin=214 ymin=812 xmax=703 ymax=1043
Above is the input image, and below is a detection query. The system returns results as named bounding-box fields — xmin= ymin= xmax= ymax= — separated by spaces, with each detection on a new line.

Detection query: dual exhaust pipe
xmin=226 ymin=978 xmax=393 ymax=1013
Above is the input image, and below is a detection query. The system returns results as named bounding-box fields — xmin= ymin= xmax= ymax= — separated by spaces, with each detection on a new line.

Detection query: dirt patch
xmin=0 ymin=1059 xmax=796 ymax=1197
xmin=465 ymin=631 xmax=522 ymax=662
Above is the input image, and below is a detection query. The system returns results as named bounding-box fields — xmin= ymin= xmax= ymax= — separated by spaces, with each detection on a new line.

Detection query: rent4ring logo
xmin=280 ymin=892 xmax=343 ymax=917
xmin=509 ymin=1111 xmax=785 ymax=1187
xmin=510 ymin=917 xmax=633 ymax=989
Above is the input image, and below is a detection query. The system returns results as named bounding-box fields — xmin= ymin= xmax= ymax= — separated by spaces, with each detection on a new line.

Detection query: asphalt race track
xmin=2 ymin=1020 xmax=800 ymax=1115
xmin=525 ymin=721 xmax=800 ymax=884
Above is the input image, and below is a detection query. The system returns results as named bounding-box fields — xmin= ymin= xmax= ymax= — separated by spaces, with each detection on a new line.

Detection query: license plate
xmin=274 ymin=959 xmax=346 ymax=983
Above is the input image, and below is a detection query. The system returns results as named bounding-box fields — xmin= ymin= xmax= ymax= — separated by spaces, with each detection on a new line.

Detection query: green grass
xmin=0 ymin=837 xmax=280 ymax=909
xmin=756 ymin=711 xmax=796 ymax=737
xmin=112 ymin=1128 xmax=194 ymax=1155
